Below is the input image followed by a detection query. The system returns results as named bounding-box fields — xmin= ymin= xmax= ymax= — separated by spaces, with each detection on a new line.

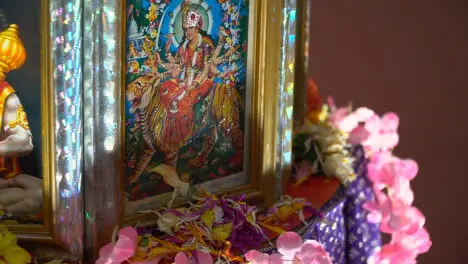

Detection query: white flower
xmin=214 ymin=206 xmax=224 ymax=223
xmin=322 ymin=143 xmax=345 ymax=153
xmin=156 ymin=212 xmax=179 ymax=234
xmin=322 ymin=153 xmax=355 ymax=183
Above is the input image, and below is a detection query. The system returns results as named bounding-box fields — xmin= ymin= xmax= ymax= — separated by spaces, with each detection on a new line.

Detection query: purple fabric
xmin=344 ymin=146 xmax=382 ymax=263
xmin=301 ymin=145 xmax=382 ymax=263
xmin=315 ymin=202 xmax=348 ymax=263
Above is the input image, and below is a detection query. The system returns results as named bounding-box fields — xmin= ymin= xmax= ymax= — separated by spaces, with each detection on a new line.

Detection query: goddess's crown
xmin=184 ymin=10 xmax=201 ymax=28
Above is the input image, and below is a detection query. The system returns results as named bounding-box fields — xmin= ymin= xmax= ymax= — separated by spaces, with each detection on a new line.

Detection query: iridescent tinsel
xmin=50 ymin=0 xmax=84 ymax=255
xmin=276 ymin=0 xmax=297 ymax=193
xmin=83 ymin=0 xmax=123 ymax=260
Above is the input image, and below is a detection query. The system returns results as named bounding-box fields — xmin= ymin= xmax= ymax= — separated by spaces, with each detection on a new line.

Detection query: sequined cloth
xmin=302 ymin=145 xmax=382 ymax=263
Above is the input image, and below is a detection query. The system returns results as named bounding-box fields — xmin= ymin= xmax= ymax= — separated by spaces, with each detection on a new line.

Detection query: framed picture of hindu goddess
xmin=123 ymin=0 xmax=291 ymax=220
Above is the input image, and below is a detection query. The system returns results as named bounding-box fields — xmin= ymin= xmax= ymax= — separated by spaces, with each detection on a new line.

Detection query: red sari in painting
xmin=159 ymin=34 xmax=214 ymax=155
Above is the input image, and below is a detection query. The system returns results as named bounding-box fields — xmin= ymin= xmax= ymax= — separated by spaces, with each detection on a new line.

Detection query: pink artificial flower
xmin=392 ymin=227 xmax=432 ymax=257
xmin=367 ymin=152 xmax=419 ymax=191
xmin=328 ymin=106 xmax=351 ymax=127
xmin=369 ymin=228 xmax=431 ymax=264
xmin=96 ymin=227 xmax=138 ymax=264
xmin=387 ymin=205 xmax=426 ymax=235
xmin=174 ymin=251 xmax=213 ymax=264
xmin=363 ymin=187 xmax=392 ymax=225
xmin=328 ymin=105 xmax=377 ymax=145
xmin=364 ymin=187 xmax=426 ymax=235
xmin=367 ymin=243 xmax=412 ymax=264
xmin=244 ymin=250 xmax=276 ymax=264
xmin=245 ymin=232 xmax=332 ymax=264
xmin=327 ymin=97 xmax=351 ymax=127
xmin=388 ymin=177 xmax=415 ymax=206
xmin=348 ymin=124 xmax=371 ymax=145
xmin=380 ymin=113 xmax=400 ymax=134
xmin=327 ymin=102 xmax=400 ymax=153
xmin=363 ymin=112 xmax=400 ymax=153
xmin=337 ymin=107 xmax=379 ymax=133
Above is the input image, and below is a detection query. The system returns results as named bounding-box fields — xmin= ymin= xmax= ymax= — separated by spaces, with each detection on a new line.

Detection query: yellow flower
xmin=146 ymin=4 xmax=158 ymax=22
xmin=258 ymin=222 xmax=285 ymax=235
xmin=147 ymin=238 xmax=180 ymax=258
xmin=4 ymin=246 xmax=31 ymax=264
xmin=201 ymin=209 xmax=215 ymax=229
xmin=0 ymin=231 xmax=17 ymax=255
xmin=276 ymin=206 xmax=294 ymax=221
xmin=212 ymin=223 xmax=232 ymax=242
xmin=150 ymin=29 xmax=158 ymax=39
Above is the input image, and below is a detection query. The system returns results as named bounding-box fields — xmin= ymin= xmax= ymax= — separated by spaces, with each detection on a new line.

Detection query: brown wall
xmin=309 ymin=1 xmax=468 ymax=263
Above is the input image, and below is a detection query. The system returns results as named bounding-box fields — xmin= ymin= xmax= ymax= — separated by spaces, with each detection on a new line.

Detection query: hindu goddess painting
xmin=124 ymin=0 xmax=249 ymax=214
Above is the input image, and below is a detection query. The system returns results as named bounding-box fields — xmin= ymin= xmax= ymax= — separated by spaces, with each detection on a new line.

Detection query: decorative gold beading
xmin=8 ymin=104 xmax=30 ymax=130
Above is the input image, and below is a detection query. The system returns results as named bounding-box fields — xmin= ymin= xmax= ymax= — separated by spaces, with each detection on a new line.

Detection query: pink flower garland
xmin=245 ymin=232 xmax=333 ymax=264
xmin=329 ymin=99 xmax=432 ymax=263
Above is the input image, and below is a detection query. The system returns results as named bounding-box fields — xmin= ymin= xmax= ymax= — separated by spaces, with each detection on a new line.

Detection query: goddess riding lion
xmin=126 ymin=73 xmax=244 ymax=186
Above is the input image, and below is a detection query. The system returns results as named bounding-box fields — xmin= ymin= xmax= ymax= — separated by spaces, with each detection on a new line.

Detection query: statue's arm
xmin=0 ymin=94 xmax=33 ymax=156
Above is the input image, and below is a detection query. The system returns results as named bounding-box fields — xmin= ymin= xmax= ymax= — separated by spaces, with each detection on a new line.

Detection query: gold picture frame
xmin=82 ymin=0 xmax=301 ymax=261
xmin=120 ymin=0 xmax=291 ymax=224
xmin=1 ymin=0 xmax=54 ymax=239
xmin=0 ymin=0 xmax=85 ymax=257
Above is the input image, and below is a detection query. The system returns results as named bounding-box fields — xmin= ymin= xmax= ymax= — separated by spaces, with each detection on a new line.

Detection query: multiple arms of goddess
xmin=161 ymin=27 xmax=235 ymax=87
xmin=209 ymin=29 xmax=236 ymax=77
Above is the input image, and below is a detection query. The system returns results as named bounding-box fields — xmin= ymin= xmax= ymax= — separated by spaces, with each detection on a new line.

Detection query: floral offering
xmin=96 ymin=79 xmax=431 ymax=264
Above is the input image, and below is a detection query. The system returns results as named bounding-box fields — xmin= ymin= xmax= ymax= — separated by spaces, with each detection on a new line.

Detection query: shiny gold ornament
xmin=8 ymin=104 xmax=30 ymax=130
xmin=0 ymin=24 xmax=26 ymax=81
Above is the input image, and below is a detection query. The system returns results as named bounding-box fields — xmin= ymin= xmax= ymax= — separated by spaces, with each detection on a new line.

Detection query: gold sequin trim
xmin=8 ymin=104 xmax=30 ymax=130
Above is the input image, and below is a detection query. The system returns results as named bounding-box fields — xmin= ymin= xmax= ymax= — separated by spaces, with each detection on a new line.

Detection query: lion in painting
xmin=126 ymin=73 xmax=244 ymax=194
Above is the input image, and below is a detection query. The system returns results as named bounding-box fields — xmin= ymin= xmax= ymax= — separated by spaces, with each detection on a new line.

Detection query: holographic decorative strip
xmin=276 ymin=0 xmax=297 ymax=194
xmin=303 ymin=0 xmax=310 ymax=74
xmin=50 ymin=0 xmax=84 ymax=256
xmin=83 ymin=0 xmax=123 ymax=260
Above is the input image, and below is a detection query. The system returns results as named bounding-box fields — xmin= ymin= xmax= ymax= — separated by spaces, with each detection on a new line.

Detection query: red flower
xmin=306 ymin=78 xmax=322 ymax=113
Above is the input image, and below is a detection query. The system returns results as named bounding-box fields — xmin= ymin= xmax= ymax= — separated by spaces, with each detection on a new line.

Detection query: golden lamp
xmin=0 ymin=24 xmax=26 ymax=82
